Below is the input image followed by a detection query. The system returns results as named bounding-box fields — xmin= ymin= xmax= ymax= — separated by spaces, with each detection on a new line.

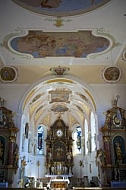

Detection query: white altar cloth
xmin=45 ymin=174 xmax=73 ymax=179
xmin=45 ymin=174 xmax=73 ymax=188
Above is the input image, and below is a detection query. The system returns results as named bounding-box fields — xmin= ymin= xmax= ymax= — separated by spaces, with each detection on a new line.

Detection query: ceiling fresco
xmin=50 ymin=103 xmax=69 ymax=113
xmin=12 ymin=0 xmax=111 ymax=16
xmin=49 ymin=89 xmax=71 ymax=104
xmin=102 ymin=66 xmax=122 ymax=83
xmin=10 ymin=30 xmax=110 ymax=58
xmin=0 ymin=66 xmax=18 ymax=83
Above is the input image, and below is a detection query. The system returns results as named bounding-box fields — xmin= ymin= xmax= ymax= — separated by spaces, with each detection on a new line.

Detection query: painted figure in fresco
xmin=55 ymin=146 xmax=64 ymax=158
xmin=20 ymin=0 xmax=96 ymax=8
xmin=41 ymin=0 xmax=62 ymax=8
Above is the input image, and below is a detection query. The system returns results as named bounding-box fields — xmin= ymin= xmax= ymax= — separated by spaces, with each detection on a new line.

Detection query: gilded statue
xmin=96 ymin=149 xmax=106 ymax=166
xmin=115 ymin=142 xmax=122 ymax=160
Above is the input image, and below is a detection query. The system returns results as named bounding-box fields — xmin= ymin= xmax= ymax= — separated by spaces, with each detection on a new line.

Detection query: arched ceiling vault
xmin=23 ymin=78 xmax=96 ymax=128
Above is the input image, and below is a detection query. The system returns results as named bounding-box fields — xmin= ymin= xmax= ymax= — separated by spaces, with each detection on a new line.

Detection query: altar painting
xmin=53 ymin=141 xmax=66 ymax=162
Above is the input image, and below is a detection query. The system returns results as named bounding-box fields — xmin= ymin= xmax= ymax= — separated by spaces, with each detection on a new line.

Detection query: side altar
xmin=97 ymin=96 xmax=126 ymax=187
xmin=45 ymin=117 xmax=74 ymax=180
xmin=0 ymin=98 xmax=19 ymax=187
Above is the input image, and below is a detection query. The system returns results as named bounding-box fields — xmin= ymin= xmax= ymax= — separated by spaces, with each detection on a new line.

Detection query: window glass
xmin=91 ymin=112 xmax=96 ymax=152
xmin=37 ymin=125 xmax=44 ymax=155
xmin=73 ymin=125 xmax=82 ymax=154
xmin=85 ymin=120 xmax=88 ymax=154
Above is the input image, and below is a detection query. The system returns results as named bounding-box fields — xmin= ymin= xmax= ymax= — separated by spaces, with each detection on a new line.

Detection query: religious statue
xmin=115 ymin=142 xmax=122 ymax=163
xmin=21 ymin=157 xmax=27 ymax=180
xmin=13 ymin=144 xmax=19 ymax=167
xmin=0 ymin=97 xmax=6 ymax=107
xmin=113 ymin=95 xmax=120 ymax=107
xmin=47 ymin=148 xmax=52 ymax=163
xmin=96 ymin=149 xmax=106 ymax=166
xmin=67 ymin=151 xmax=72 ymax=163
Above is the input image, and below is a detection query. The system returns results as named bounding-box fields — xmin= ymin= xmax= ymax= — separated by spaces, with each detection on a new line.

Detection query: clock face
xmin=56 ymin=129 xmax=63 ymax=137
xmin=113 ymin=114 xmax=121 ymax=127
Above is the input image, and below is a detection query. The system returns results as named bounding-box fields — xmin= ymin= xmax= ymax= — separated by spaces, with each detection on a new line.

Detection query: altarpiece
xmin=97 ymin=96 xmax=126 ymax=187
xmin=45 ymin=117 xmax=74 ymax=177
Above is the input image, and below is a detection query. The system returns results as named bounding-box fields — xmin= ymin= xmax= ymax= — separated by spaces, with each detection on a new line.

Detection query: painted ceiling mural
xmin=10 ymin=30 xmax=110 ymax=58
xmin=12 ymin=0 xmax=111 ymax=16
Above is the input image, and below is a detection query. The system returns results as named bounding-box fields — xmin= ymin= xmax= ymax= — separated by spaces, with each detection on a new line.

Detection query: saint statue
xmin=115 ymin=142 xmax=122 ymax=160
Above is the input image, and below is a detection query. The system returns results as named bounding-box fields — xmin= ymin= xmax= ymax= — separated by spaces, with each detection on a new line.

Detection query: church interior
xmin=0 ymin=0 xmax=126 ymax=189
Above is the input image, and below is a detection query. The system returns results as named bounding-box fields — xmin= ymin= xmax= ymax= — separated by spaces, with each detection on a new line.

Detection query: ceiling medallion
xmin=102 ymin=66 xmax=122 ymax=83
xmin=0 ymin=66 xmax=18 ymax=83
xmin=50 ymin=66 xmax=70 ymax=77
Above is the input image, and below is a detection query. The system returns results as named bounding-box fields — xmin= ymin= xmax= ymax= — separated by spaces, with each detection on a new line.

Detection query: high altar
xmin=45 ymin=117 xmax=74 ymax=188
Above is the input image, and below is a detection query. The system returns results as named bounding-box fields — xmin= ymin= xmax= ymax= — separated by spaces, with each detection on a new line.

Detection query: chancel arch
xmin=18 ymin=75 xmax=100 ymax=187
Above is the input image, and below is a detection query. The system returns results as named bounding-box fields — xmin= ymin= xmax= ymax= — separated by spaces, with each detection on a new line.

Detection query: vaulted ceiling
xmin=0 ymin=0 xmax=126 ymax=127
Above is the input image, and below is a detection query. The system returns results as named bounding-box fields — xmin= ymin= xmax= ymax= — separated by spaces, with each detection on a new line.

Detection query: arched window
xmin=91 ymin=112 xmax=96 ymax=152
xmin=76 ymin=126 xmax=82 ymax=152
xmin=37 ymin=125 xmax=44 ymax=155
xmin=73 ymin=125 xmax=82 ymax=154
xmin=85 ymin=119 xmax=88 ymax=155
